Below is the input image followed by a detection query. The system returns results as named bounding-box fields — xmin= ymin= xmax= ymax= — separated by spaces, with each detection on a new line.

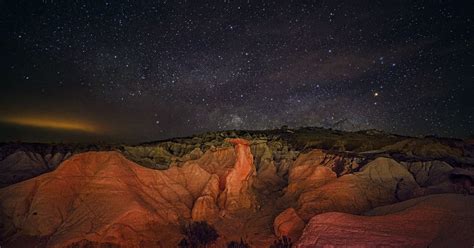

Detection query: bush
xmin=269 ymin=236 xmax=293 ymax=248
xmin=227 ymin=238 xmax=251 ymax=248
xmin=179 ymin=221 xmax=219 ymax=248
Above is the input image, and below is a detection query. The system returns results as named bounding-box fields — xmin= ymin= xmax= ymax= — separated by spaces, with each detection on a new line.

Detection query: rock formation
xmin=218 ymin=138 xmax=256 ymax=212
xmin=402 ymin=160 xmax=453 ymax=187
xmin=0 ymin=151 xmax=216 ymax=247
xmin=192 ymin=174 xmax=220 ymax=221
xmin=296 ymin=194 xmax=474 ymax=248
xmin=1 ymin=127 xmax=474 ymax=247
xmin=294 ymin=157 xmax=420 ymax=220
xmin=0 ymin=138 xmax=262 ymax=247
xmin=0 ymin=150 xmax=71 ymax=187
xmin=273 ymin=208 xmax=305 ymax=241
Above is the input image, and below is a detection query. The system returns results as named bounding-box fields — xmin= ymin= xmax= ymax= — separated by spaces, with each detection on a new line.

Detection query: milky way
xmin=0 ymin=1 xmax=472 ymax=142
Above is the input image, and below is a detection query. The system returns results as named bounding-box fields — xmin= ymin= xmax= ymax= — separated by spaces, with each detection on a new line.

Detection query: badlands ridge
xmin=0 ymin=127 xmax=473 ymax=247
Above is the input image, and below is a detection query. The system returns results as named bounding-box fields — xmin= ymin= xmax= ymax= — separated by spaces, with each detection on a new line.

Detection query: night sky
xmin=1 ymin=0 xmax=472 ymax=143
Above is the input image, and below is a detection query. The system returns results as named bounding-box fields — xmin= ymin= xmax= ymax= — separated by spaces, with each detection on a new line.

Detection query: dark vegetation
xmin=227 ymin=238 xmax=251 ymax=248
xmin=67 ymin=239 xmax=120 ymax=248
xmin=269 ymin=236 xmax=293 ymax=248
xmin=178 ymin=221 xmax=219 ymax=248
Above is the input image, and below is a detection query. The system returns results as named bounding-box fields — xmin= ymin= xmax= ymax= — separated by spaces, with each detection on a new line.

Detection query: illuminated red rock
xmin=0 ymin=139 xmax=261 ymax=247
xmin=0 ymin=151 xmax=214 ymax=247
xmin=294 ymin=157 xmax=420 ymax=220
xmin=286 ymin=164 xmax=337 ymax=196
xmin=192 ymin=174 xmax=220 ymax=221
xmin=190 ymin=146 xmax=236 ymax=176
xmin=2 ymin=137 xmax=472 ymax=247
xmin=296 ymin=194 xmax=474 ymax=248
xmin=285 ymin=150 xmax=359 ymax=197
xmin=218 ymin=138 xmax=256 ymax=211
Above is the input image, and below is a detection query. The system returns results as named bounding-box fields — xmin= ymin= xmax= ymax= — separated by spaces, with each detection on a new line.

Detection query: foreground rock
xmin=0 ymin=139 xmax=262 ymax=247
xmin=0 ymin=151 xmax=212 ymax=247
xmin=273 ymin=208 xmax=305 ymax=241
xmin=293 ymin=157 xmax=420 ymax=220
xmin=1 ymin=131 xmax=473 ymax=247
xmin=296 ymin=194 xmax=474 ymax=248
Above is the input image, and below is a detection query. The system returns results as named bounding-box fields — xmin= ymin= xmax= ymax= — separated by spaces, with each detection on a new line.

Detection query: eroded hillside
xmin=0 ymin=127 xmax=473 ymax=247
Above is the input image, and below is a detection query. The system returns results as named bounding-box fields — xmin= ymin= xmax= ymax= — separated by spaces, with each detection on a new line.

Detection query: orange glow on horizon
xmin=1 ymin=116 xmax=100 ymax=133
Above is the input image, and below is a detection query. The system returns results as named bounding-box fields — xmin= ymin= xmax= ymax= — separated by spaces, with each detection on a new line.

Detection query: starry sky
xmin=0 ymin=0 xmax=472 ymax=142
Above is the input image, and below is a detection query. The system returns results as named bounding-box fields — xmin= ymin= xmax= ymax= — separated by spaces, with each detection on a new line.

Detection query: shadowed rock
xmin=296 ymin=194 xmax=474 ymax=248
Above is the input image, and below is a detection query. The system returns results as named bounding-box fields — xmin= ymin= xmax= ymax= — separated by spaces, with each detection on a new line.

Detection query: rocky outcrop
xmin=273 ymin=208 xmax=305 ymax=241
xmin=122 ymin=143 xmax=206 ymax=170
xmin=251 ymin=140 xmax=286 ymax=191
xmin=402 ymin=160 xmax=453 ymax=187
xmin=121 ymin=145 xmax=175 ymax=169
xmin=283 ymin=150 xmax=362 ymax=203
xmin=0 ymin=143 xmax=116 ymax=188
xmin=382 ymin=138 xmax=464 ymax=158
xmin=0 ymin=151 xmax=214 ymax=247
xmin=296 ymin=194 xmax=474 ymax=248
xmin=1 ymin=128 xmax=474 ymax=247
xmin=449 ymin=168 xmax=474 ymax=194
xmin=192 ymin=174 xmax=220 ymax=221
xmin=0 ymin=138 xmax=265 ymax=247
xmin=294 ymin=157 xmax=420 ymax=220
xmin=0 ymin=150 xmax=71 ymax=187
xmin=292 ymin=150 xmax=362 ymax=177
xmin=188 ymin=146 xmax=235 ymax=176
xmin=218 ymin=139 xmax=256 ymax=212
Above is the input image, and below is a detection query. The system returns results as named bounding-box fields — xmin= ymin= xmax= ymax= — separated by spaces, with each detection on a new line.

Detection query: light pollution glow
xmin=1 ymin=116 xmax=99 ymax=133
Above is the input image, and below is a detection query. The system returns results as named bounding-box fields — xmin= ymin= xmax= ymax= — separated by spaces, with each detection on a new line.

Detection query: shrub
xmin=269 ymin=236 xmax=293 ymax=248
xmin=179 ymin=221 xmax=219 ymax=248
xmin=227 ymin=238 xmax=251 ymax=248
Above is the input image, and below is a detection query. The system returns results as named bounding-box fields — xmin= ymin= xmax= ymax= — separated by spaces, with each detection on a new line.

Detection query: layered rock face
xmin=297 ymin=194 xmax=474 ymax=248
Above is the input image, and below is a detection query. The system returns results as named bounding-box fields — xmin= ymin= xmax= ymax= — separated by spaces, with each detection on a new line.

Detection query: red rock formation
xmin=284 ymin=150 xmax=359 ymax=198
xmin=296 ymin=194 xmax=474 ymax=248
xmin=192 ymin=174 xmax=220 ymax=221
xmin=273 ymin=208 xmax=305 ymax=241
xmin=294 ymin=157 xmax=419 ymax=220
xmin=0 ymin=139 xmax=261 ymax=247
xmin=218 ymin=138 xmax=256 ymax=212
xmin=0 ymin=151 xmax=214 ymax=247
xmin=2 ymin=140 xmax=472 ymax=247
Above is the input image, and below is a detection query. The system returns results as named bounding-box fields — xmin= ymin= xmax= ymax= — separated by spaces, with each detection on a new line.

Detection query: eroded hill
xmin=0 ymin=127 xmax=473 ymax=247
